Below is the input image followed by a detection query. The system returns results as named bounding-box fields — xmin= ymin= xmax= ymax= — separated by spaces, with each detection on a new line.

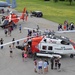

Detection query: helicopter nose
xmin=16 ymin=46 xmax=24 ymax=50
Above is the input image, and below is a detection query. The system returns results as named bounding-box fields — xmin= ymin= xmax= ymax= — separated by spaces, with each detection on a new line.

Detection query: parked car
xmin=31 ymin=11 xmax=43 ymax=17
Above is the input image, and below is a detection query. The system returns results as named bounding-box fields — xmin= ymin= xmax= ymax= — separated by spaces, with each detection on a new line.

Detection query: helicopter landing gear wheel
xmin=70 ymin=54 xmax=74 ymax=58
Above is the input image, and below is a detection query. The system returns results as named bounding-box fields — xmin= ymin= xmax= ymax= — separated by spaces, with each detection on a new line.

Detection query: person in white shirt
xmin=38 ymin=59 xmax=43 ymax=74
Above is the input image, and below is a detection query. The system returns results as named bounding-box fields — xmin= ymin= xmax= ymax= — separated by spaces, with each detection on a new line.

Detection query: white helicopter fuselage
xmin=38 ymin=37 xmax=75 ymax=55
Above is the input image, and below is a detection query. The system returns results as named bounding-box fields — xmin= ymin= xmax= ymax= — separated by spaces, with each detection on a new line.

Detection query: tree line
xmin=44 ymin=0 xmax=75 ymax=5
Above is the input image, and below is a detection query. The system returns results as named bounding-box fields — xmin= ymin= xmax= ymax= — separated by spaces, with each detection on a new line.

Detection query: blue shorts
xmin=38 ymin=66 xmax=42 ymax=69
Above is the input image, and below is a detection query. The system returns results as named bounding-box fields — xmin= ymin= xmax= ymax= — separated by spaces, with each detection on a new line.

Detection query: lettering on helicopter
xmin=55 ymin=47 xmax=72 ymax=50
xmin=44 ymin=39 xmax=57 ymax=44
xmin=49 ymin=40 xmax=57 ymax=44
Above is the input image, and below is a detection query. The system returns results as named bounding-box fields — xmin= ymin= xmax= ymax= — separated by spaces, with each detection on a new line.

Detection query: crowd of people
xmin=50 ymin=57 xmax=61 ymax=71
xmin=0 ymin=24 xmax=22 ymax=54
xmin=33 ymin=57 xmax=61 ymax=74
xmin=21 ymin=44 xmax=32 ymax=61
xmin=27 ymin=25 xmax=42 ymax=37
xmin=58 ymin=20 xmax=75 ymax=31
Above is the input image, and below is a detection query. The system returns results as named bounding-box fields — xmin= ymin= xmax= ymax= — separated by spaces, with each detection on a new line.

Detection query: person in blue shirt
xmin=19 ymin=24 xmax=22 ymax=33
xmin=43 ymin=59 xmax=48 ymax=74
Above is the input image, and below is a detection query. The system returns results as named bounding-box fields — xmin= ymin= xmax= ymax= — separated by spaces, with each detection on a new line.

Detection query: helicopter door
xmin=40 ymin=44 xmax=53 ymax=52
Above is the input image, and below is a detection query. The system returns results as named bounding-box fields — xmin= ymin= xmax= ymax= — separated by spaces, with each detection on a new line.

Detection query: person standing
xmin=8 ymin=27 xmax=12 ymax=36
xmin=36 ymin=25 xmax=39 ymax=32
xmin=9 ymin=45 xmax=13 ymax=57
xmin=58 ymin=60 xmax=61 ymax=72
xmin=4 ymin=29 xmax=8 ymax=37
xmin=27 ymin=29 xmax=30 ymax=36
xmin=19 ymin=24 xmax=22 ymax=33
xmin=50 ymin=57 xmax=54 ymax=70
xmin=38 ymin=59 xmax=43 ymax=74
xmin=43 ymin=59 xmax=48 ymax=74
xmin=34 ymin=59 xmax=37 ymax=73
xmin=12 ymin=38 xmax=15 ymax=48
xmin=17 ymin=40 xmax=19 ymax=45
xmin=46 ymin=59 xmax=49 ymax=72
xmin=22 ymin=50 xmax=25 ymax=61
xmin=0 ymin=38 xmax=4 ymax=49
xmin=24 ymin=51 xmax=28 ymax=62
xmin=54 ymin=57 xmax=58 ymax=69
xmin=27 ymin=45 xmax=32 ymax=58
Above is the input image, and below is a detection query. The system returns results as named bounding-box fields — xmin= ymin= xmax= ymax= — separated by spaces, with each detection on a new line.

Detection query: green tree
xmin=53 ymin=0 xmax=58 ymax=2
xmin=69 ymin=0 xmax=72 ymax=5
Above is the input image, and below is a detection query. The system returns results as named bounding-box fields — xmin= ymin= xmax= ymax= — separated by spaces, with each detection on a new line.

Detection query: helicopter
xmin=0 ymin=7 xmax=28 ymax=29
xmin=15 ymin=27 xmax=75 ymax=58
xmin=0 ymin=27 xmax=75 ymax=58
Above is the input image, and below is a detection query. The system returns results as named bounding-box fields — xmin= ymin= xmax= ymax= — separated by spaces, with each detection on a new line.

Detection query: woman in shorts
xmin=43 ymin=60 xmax=48 ymax=74
xmin=38 ymin=59 xmax=43 ymax=74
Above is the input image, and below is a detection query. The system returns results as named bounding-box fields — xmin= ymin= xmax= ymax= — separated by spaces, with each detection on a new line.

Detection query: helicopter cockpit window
xmin=52 ymin=36 xmax=56 ymax=39
xmin=47 ymin=35 xmax=56 ymax=39
xmin=48 ymin=46 xmax=52 ymax=50
xmin=42 ymin=46 xmax=47 ymax=50
xmin=61 ymin=40 xmax=69 ymax=45
xmin=46 ymin=35 xmax=52 ymax=38
xmin=44 ymin=39 xmax=46 ymax=42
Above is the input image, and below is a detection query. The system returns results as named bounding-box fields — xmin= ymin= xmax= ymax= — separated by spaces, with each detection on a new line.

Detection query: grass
xmin=1 ymin=0 xmax=75 ymax=24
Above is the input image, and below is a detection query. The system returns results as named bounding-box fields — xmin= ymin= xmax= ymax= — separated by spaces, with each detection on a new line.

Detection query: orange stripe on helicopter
xmin=31 ymin=36 xmax=43 ymax=53
xmin=70 ymin=40 xmax=75 ymax=50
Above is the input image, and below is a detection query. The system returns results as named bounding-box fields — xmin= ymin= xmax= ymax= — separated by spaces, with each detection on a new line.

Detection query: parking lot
xmin=0 ymin=8 xmax=75 ymax=75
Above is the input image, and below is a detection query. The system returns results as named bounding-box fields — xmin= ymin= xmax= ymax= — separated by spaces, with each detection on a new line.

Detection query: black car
xmin=31 ymin=11 xmax=43 ymax=17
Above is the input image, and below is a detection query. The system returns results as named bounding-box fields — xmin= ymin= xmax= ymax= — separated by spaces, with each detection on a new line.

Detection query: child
xmin=24 ymin=51 xmax=28 ymax=62
xmin=34 ymin=59 xmax=37 ymax=73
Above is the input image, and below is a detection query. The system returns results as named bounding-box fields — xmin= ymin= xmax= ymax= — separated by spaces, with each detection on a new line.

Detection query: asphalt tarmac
xmin=0 ymin=8 xmax=75 ymax=75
